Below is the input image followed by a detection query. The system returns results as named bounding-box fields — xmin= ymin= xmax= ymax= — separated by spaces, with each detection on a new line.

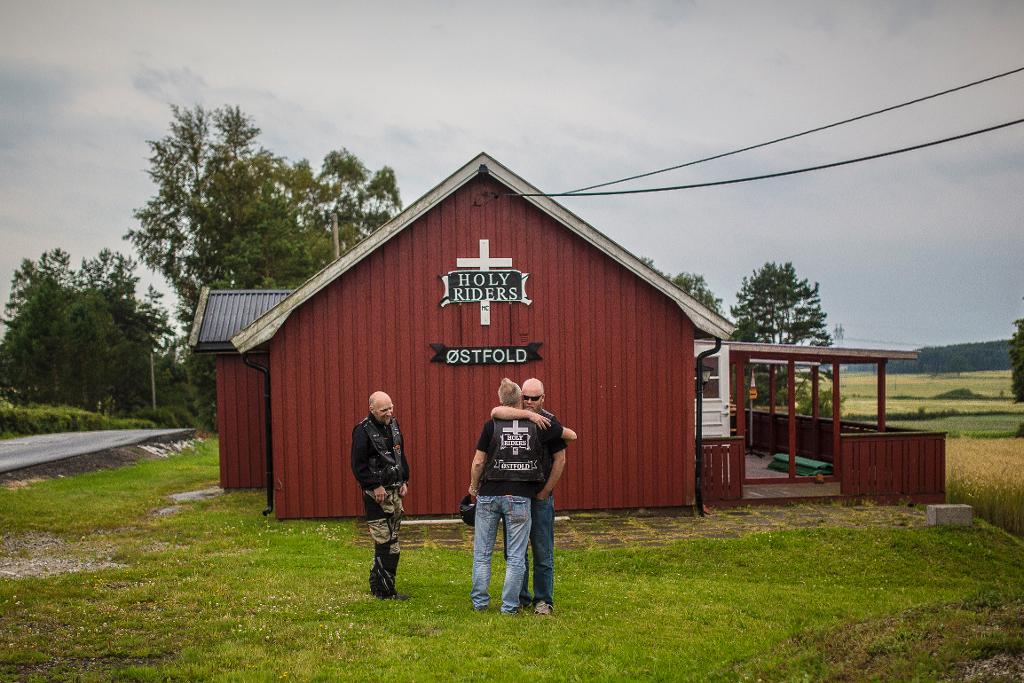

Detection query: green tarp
xmin=766 ymin=453 xmax=833 ymax=476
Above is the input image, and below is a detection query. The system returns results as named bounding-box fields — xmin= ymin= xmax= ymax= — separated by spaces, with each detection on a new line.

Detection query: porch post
xmin=788 ymin=360 xmax=797 ymax=478
xmin=811 ymin=365 xmax=820 ymax=454
xmin=877 ymin=360 xmax=887 ymax=432
xmin=832 ymin=361 xmax=842 ymax=478
xmin=769 ymin=365 xmax=777 ymax=454
xmin=734 ymin=356 xmax=747 ymax=445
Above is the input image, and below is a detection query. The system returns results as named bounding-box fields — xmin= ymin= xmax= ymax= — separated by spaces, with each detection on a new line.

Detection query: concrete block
xmin=926 ymin=504 xmax=973 ymax=527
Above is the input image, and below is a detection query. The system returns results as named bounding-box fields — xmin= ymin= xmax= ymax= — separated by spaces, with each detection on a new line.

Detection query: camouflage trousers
xmin=364 ymin=487 xmax=404 ymax=550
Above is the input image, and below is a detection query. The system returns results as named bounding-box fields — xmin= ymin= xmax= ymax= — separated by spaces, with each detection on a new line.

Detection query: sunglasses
xmin=523 ymin=394 xmax=543 ymax=401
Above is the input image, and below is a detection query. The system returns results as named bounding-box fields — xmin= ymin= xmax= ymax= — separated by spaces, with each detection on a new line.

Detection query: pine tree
xmin=731 ymin=262 xmax=831 ymax=346
xmin=0 ymin=249 xmax=170 ymax=412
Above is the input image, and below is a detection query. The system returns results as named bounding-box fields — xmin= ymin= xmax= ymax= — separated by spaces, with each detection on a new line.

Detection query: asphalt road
xmin=0 ymin=429 xmax=194 ymax=474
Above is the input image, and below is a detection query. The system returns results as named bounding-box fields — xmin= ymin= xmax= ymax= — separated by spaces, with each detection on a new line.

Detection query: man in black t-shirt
xmin=467 ymin=378 xmax=568 ymax=614
xmin=491 ymin=378 xmax=576 ymax=615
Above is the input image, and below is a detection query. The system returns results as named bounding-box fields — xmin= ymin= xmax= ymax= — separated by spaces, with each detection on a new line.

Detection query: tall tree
xmin=731 ymin=262 xmax=831 ymax=346
xmin=0 ymin=251 xmax=75 ymax=404
xmin=639 ymin=257 xmax=725 ymax=316
xmin=0 ymin=249 xmax=170 ymax=412
xmin=671 ymin=271 xmax=724 ymax=316
xmin=128 ymin=105 xmax=402 ymax=328
xmin=314 ymin=150 xmax=402 ymax=250
xmin=1010 ymin=310 xmax=1024 ymax=402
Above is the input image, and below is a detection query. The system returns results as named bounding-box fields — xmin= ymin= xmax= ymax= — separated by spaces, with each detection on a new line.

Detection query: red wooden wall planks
xmin=840 ymin=433 xmax=945 ymax=497
xmin=701 ymin=438 xmax=744 ymax=502
xmin=267 ymin=176 xmax=698 ymax=518
xmin=215 ymin=354 xmax=268 ymax=489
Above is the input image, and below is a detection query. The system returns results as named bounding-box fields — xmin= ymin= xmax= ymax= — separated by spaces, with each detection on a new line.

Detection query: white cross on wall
xmin=456 ymin=239 xmax=512 ymax=325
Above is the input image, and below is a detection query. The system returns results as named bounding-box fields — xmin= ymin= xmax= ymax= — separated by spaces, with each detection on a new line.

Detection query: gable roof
xmin=189 ymin=288 xmax=292 ymax=353
xmin=232 ymin=153 xmax=735 ymax=353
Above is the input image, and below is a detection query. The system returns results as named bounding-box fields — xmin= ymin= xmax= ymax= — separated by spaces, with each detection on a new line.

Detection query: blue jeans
xmin=519 ymin=495 xmax=555 ymax=606
xmin=471 ymin=495 xmax=532 ymax=614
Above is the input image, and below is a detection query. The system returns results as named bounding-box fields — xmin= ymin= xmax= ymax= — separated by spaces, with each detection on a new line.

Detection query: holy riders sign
xmin=433 ymin=239 xmax=540 ymax=366
xmin=442 ymin=269 xmax=526 ymax=307
xmin=439 ymin=239 xmax=531 ymax=326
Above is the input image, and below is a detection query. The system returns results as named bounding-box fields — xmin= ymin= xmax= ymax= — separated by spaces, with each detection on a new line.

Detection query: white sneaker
xmin=534 ymin=602 xmax=553 ymax=615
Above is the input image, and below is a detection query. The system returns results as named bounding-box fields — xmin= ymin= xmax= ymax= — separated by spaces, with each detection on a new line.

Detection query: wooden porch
xmin=699 ymin=343 xmax=946 ymax=506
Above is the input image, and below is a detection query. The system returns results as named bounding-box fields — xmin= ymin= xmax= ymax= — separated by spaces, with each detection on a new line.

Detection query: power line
xmin=516 ymin=116 xmax=1024 ymax=197
xmin=562 ymin=65 xmax=1024 ymax=194
xmin=843 ymin=336 xmax=922 ymax=347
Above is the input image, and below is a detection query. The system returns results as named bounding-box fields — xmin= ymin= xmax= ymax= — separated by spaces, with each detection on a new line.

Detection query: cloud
xmin=2 ymin=0 xmax=1023 ymax=345
xmin=0 ymin=60 xmax=75 ymax=153
xmin=131 ymin=65 xmax=208 ymax=103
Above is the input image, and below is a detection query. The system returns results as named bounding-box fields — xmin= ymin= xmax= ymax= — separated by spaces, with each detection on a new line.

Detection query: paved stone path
xmin=399 ymin=503 xmax=929 ymax=550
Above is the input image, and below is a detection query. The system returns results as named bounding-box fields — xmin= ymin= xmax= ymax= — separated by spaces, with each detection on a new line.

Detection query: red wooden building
xmin=190 ymin=289 xmax=290 ymax=489
xmin=193 ymin=153 xmax=946 ymax=519
xmin=205 ymin=153 xmax=733 ymax=519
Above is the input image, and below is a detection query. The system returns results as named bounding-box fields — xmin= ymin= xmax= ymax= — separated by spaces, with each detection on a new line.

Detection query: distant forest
xmin=849 ymin=340 xmax=1010 ymax=374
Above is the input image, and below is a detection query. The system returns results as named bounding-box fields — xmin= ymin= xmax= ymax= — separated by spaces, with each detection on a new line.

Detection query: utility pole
xmin=332 ymin=213 xmax=341 ymax=259
xmin=150 ymin=351 xmax=157 ymax=409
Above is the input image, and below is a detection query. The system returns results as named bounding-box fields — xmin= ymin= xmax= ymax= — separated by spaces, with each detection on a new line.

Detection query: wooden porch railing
xmin=840 ymin=431 xmax=946 ymax=497
xmin=745 ymin=410 xmax=946 ymax=500
xmin=701 ymin=437 xmax=744 ymax=502
xmin=750 ymin=411 xmax=834 ymax=460
xmin=749 ymin=413 xmax=917 ymax=462
xmin=749 ymin=410 xmax=914 ymax=463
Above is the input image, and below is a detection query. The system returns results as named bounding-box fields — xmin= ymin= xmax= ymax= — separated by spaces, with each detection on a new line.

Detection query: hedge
xmin=0 ymin=404 xmax=156 ymax=437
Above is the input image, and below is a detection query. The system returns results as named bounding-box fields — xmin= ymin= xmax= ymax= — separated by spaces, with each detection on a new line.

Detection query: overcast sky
xmin=2 ymin=0 xmax=1022 ymax=348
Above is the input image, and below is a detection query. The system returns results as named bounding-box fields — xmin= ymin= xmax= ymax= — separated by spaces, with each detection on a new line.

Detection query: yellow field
xmin=947 ymin=436 xmax=1024 ymax=535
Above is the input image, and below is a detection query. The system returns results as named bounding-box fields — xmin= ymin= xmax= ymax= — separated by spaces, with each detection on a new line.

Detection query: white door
xmin=695 ymin=342 xmax=730 ymax=437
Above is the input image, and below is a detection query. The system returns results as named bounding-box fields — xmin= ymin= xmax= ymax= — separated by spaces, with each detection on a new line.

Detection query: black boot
xmin=370 ymin=543 xmax=408 ymax=600
xmin=381 ymin=551 xmax=408 ymax=600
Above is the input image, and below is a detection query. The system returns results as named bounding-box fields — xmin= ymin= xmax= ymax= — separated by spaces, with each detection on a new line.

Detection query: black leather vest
xmin=361 ymin=416 xmax=404 ymax=486
xmin=485 ymin=418 xmax=544 ymax=482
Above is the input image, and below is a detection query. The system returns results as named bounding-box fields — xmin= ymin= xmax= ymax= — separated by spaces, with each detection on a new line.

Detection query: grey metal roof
xmin=190 ymin=289 xmax=292 ymax=353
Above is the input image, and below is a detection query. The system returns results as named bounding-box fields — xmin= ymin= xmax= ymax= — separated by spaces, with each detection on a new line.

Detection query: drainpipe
xmin=695 ymin=337 xmax=722 ymax=517
xmin=242 ymin=353 xmax=274 ymax=516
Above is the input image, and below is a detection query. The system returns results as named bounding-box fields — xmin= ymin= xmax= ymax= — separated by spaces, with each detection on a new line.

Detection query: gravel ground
xmin=0 ymin=532 xmax=125 ymax=579
xmin=0 ymin=439 xmax=199 ymax=579
xmin=958 ymin=652 xmax=1024 ymax=681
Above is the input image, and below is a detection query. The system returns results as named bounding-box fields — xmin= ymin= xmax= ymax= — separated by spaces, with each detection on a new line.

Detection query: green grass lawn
xmin=890 ymin=413 xmax=1024 ymax=438
xmin=2 ymin=440 xmax=1023 ymax=681
xmin=842 ymin=370 xmax=1023 ymax=437
xmin=843 ymin=370 xmax=1016 ymax=400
